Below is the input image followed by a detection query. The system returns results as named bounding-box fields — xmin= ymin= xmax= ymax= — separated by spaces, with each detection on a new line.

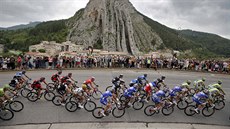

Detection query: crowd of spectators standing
xmin=0 ymin=55 xmax=229 ymax=74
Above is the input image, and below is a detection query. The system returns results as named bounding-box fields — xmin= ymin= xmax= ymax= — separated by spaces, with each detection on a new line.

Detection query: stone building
xmin=29 ymin=41 xmax=84 ymax=56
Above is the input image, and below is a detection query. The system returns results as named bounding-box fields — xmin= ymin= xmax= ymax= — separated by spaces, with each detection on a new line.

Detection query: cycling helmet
xmin=187 ymin=80 xmax=191 ymax=85
xmin=161 ymin=76 xmax=166 ymax=80
xmin=119 ymin=74 xmax=123 ymax=78
xmin=144 ymin=74 xmax=147 ymax=78
xmin=217 ymin=80 xmax=222 ymax=85
xmin=22 ymin=70 xmax=26 ymax=74
xmin=202 ymin=78 xmax=206 ymax=81
xmin=58 ymin=71 xmax=62 ymax=75
xmin=40 ymin=77 xmax=45 ymax=82
xmin=68 ymin=73 xmax=72 ymax=77
xmin=156 ymin=90 xmax=165 ymax=97
xmin=91 ymin=77 xmax=95 ymax=81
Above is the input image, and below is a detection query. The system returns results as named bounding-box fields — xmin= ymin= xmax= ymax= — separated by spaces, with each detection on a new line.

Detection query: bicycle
xmin=144 ymin=99 xmax=174 ymax=116
xmin=88 ymin=85 xmax=102 ymax=100
xmin=27 ymin=88 xmax=55 ymax=102
xmin=65 ymin=97 xmax=96 ymax=112
xmin=0 ymin=105 xmax=14 ymax=121
xmin=184 ymin=102 xmax=215 ymax=117
xmin=92 ymin=101 xmax=125 ymax=119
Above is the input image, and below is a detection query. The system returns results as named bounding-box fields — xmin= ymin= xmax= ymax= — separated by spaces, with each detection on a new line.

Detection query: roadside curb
xmin=0 ymin=122 xmax=229 ymax=129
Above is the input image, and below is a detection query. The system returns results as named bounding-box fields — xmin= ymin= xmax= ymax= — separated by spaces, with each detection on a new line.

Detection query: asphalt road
xmin=0 ymin=69 xmax=229 ymax=126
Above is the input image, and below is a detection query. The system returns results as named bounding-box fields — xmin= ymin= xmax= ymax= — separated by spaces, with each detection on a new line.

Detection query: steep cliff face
xmin=67 ymin=0 xmax=163 ymax=55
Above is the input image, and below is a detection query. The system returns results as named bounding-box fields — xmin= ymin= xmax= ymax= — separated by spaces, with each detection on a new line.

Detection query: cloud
xmin=0 ymin=0 xmax=229 ymax=39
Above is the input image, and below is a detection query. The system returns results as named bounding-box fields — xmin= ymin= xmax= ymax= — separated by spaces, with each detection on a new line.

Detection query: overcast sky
xmin=0 ymin=0 xmax=229 ymax=39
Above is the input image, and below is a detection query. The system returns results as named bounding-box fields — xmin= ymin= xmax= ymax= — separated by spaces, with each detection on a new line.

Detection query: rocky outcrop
xmin=67 ymin=0 xmax=163 ymax=55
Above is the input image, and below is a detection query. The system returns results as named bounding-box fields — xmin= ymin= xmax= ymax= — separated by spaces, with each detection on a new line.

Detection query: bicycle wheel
xmin=112 ymin=107 xmax=125 ymax=118
xmin=9 ymin=101 xmax=24 ymax=112
xmin=202 ymin=106 xmax=215 ymax=117
xmin=144 ymin=105 xmax=156 ymax=116
xmin=84 ymin=101 xmax=96 ymax=112
xmin=0 ymin=109 xmax=14 ymax=121
xmin=177 ymin=100 xmax=188 ymax=110
xmin=20 ymin=88 xmax=30 ymax=98
xmin=27 ymin=92 xmax=39 ymax=102
xmin=184 ymin=105 xmax=196 ymax=116
xmin=44 ymin=91 xmax=55 ymax=101
xmin=65 ymin=101 xmax=78 ymax=112
xmin=47 ymin=83 xmax=55 ymax=91
xmin=92 ymin=107 xmax=104 ymax=119
xmin=132 ymin=100 xmax=144 ymax=110
xmin=92 ymin=90 xmax=102 ymax=100
xmin=105 ymin=86 xmax=113 ymax=91
xmin=52 ymin=95 xmax=62 ymax=106
xmin=214 ymin=100 xmax=225 ymax=110
xmin=119 ymin=95 xmax=127 ymax=103
xmin=162 ymin=105 xmax=174 ymax=116
xmin=185 ymin=95 xmax=193 ymax=104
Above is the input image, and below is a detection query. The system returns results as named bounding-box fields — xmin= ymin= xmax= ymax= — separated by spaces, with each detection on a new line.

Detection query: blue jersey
xmin=124 ymin=87 xmax=137 ymax=97
xmin=195 ymin=92 xmax=208 ymax=99
xmin=193 ymin=91 xmax=208 ymax=105
xmin=101 ymin=91 xmax=112 ymax=99
xmin=169 ymin=86 xmax=182 ymax=97
xmin=152 ymin=90 xmax=165 ymax=103
xmin=100 ymin=91 xmax=112 ymax=105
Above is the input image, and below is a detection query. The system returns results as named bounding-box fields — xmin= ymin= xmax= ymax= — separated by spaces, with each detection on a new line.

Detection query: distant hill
xmin=179 ymin=29 xmax=230 ymax=57
xmin=0 ymin=22 xmax=41 ymax=30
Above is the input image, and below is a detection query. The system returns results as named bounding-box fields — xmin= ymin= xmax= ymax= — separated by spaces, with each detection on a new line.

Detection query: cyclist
xmin=151 ymin=76 xmax=167 ymax=91
xmin=208 ymin=87 xmax=221 ymax=105
xmin=61 ymin=73 xmax=77 ymax=84
xmin=180 ymin=80 xmax=192 ymax=97
xmin=31 ymin=77 xmax=48 ymax=98
xmin=51 ymin=71 xmax=62 ymax=83
xmin=82 ymin=77 xmax=97 ymax=95
xmin=208 ymin=80 xmax=225 ymax=96
xmin=144 ymin=82 xmax=154 ymax=102
xmin=169 ymin=86 xmax=183 ymax=105
xmin=100 ymin=90 xmax=113 ymax=116
xmin=137 ymin=74 xmax=148 ymax=86
xmin=193 ymin=90 xmax=210 ymax=113
xmin=0 ymin=85 xmax=11 ymax=108
xmin=193 ymin=78 xmax=206 ymax=92
xmin=10 ymin=70 xmax=29 ymax=91
xmin=72 ymin=87 xmax=87 ymax=109
xmin=57 ymin=79 xmax=72 ymax=105
xmin=151 ymin=90 xmax=166 ymax=111
xmin=13 ymin=70 xmax=30 ymax=83
xmin=123 ymin=85 xmax=138 ymax=107
xmin=111 ymin=74 xmax=124 ymax=93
